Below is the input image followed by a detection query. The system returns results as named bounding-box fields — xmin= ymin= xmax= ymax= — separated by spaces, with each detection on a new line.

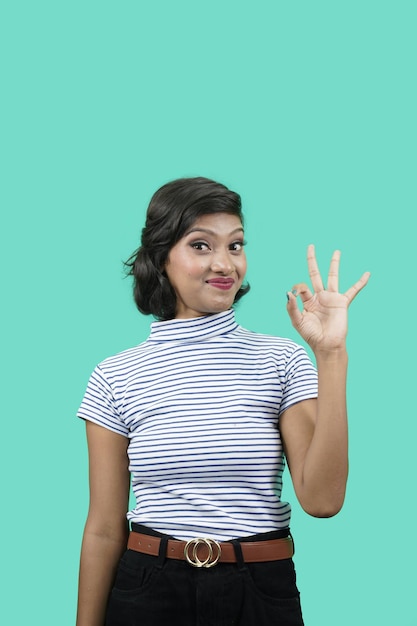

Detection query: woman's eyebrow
xmin=185 ymin=227 xmax=244 ymax=236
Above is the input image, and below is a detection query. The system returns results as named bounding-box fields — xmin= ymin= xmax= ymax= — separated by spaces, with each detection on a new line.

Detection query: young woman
xmin=76 ymin=177 xmax=370 ymax=626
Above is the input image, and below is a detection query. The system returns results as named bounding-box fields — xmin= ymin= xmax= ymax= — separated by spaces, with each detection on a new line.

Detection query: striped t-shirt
xmin=78 ymin=309 xmax=318 ymax=541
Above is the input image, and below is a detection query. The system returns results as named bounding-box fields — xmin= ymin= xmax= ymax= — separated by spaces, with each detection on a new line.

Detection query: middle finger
xmin=307 ymin=244 xmax=325 ymax=292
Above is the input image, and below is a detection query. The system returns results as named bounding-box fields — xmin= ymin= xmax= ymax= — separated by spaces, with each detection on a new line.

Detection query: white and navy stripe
xmin=78 ymin=310 xmax=318 ymax=541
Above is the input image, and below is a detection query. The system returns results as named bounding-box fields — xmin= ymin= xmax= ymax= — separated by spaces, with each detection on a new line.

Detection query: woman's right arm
xmin=76 ymin=421 xmax=130 ymax=626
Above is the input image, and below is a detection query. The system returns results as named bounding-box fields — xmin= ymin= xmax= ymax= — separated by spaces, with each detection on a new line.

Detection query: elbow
xmin=300 ymin=493 xmax=346 ymax=518
xmin=304 ymin=503 xmax=343 ymax=518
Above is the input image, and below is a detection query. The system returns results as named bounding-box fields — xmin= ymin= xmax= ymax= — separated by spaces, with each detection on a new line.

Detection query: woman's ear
xmin=161 ymin=254 xmax=170 ymax=275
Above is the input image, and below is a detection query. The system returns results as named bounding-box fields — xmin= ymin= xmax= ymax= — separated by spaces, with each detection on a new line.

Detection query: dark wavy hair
xmin=125 ymin=177 xmax=250 ymax=320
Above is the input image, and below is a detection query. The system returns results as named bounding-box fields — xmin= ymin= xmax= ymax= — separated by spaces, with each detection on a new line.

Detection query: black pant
xmin=105 ymin=524 xmax=304 ymax=626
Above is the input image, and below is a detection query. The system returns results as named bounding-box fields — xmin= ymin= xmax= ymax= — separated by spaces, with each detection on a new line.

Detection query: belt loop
xmin=156 ymin=536 xmax=168 ymax=569
xmin=288 ymin=530 xmax=295 ymax=556
xmin=231 ymin=540 xmax=246 ymax=572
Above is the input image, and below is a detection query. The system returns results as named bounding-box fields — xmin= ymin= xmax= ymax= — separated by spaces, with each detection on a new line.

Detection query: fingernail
xmin=286 ymin=293 xmax=290 ymax=302
xmin=291 ymin=289 xmax=297 ymax=296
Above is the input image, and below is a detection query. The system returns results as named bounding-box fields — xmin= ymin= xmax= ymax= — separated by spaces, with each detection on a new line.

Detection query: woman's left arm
xmin=279 ymin=245 xmax=370 ymax=517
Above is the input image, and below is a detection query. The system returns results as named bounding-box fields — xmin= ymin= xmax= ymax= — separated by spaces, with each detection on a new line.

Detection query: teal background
xmin=1 ymin=1 xmax=416 ymax=624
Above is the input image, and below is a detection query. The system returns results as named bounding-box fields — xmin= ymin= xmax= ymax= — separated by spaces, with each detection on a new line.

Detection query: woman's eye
xmin=191 ymin=241 xmax=210 ymax=251
xmin=230 ymin=241 xmax=245 ymax=252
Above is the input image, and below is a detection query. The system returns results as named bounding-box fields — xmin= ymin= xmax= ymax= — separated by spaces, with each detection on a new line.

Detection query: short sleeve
xmin=278 ymin=345 xmax=318 ymax=416
xmin=77 ymin=365 xmax=129 ymax=437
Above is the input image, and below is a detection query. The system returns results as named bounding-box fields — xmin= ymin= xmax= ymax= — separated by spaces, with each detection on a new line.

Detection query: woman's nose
xmin=210 ymin=250 xmax=234 ymax=274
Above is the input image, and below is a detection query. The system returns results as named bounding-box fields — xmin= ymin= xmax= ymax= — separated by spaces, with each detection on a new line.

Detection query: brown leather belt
xmin=127 ymin=531 xmax=294 ymax=568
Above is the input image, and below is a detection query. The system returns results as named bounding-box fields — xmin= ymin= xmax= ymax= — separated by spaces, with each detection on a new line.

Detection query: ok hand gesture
xmin=286 ymin=245 xmax=370 ymax=354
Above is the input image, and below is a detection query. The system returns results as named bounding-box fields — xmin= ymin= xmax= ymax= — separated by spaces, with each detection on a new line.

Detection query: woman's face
xmin=164 ymin=213 xmax=247 ymax=319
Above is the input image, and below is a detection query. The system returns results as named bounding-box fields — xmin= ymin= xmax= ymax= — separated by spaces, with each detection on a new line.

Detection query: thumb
xmin=286 ymin=291 xmax=302 ymax=330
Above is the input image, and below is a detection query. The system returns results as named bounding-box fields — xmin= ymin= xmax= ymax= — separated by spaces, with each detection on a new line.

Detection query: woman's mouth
xmin=206 ymin=278 xmax=235 ymax=291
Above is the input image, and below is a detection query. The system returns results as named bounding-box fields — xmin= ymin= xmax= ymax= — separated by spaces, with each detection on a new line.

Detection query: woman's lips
xmin=206 ymin=278 xmax=235 ymax=290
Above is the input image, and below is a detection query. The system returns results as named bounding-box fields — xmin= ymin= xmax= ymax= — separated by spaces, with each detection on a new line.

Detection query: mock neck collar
xmin=147 ymin=309 xmax=239 ymax=343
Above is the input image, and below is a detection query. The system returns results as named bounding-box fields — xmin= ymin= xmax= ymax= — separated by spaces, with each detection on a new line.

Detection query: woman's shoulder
xmin=94 ymin=337 xmax=153 ymax=375
xmin=235 ymin=324 xmax=306 ymax=354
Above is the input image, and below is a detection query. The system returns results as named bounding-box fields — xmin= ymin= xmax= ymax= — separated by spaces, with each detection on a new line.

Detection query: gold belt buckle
xmin=184 ymin=537 xmax=221 ymax=568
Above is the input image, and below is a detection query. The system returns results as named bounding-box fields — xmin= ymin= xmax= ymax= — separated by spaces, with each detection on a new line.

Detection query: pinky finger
xmin=344 ymin=271 xmax=371 ymax=304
